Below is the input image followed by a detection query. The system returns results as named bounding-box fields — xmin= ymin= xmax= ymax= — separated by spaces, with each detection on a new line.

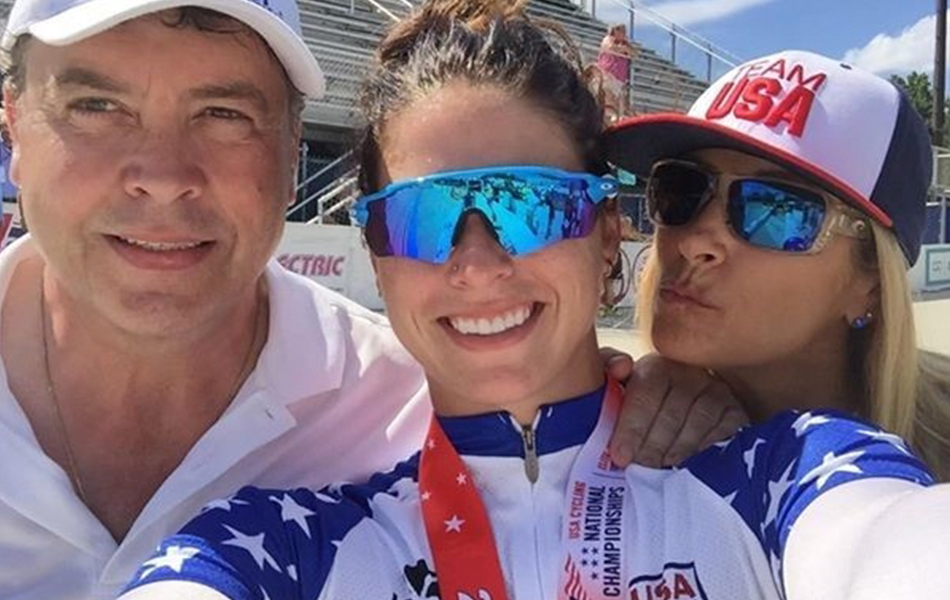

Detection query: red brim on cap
xmin=604 ymin=113 xmax=894 ymax=228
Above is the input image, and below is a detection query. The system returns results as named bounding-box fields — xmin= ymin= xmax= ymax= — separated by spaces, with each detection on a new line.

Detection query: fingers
xmin=610 ymin=354 xmax=697 ymax=467
xmin=664 ymin=379 xmax=749 ymax=466
xmin=609 ymin=354 xmax=671 ymax=466
xmin=600 ymin=346 xmax=634 ymax=383
xmin=609 ymin=353 xmax=750 ymax=469
xmin=698 ymin=403 xmax=750 ymax=451
xmin=633 ymin=361 xmax=711 ymax=467
xmin=658 ymin=383 xmax=726 ymax=465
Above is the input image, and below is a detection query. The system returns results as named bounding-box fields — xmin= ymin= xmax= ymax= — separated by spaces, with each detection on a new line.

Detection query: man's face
xmin=4 ymin=12 xmax=299 ymax=337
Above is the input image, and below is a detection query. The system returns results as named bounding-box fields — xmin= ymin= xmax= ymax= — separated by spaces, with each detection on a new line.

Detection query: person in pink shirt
xmin=597 ymin=24 xmax=637 ymax=120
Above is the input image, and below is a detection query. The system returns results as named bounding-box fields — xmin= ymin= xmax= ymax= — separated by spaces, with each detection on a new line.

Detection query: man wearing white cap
xmin=0 ymin=2 xmax=432 ymax=598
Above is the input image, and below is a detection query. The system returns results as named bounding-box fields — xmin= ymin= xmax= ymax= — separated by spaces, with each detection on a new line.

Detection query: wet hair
xmin=356 ymin=0 xmax=606 ymax=194
xmin=2 ymin=7 xmax=303 ymax=118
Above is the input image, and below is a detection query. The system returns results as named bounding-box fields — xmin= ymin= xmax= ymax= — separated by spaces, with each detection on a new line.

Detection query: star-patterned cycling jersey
xmin=123 ymin=386 xmax=932 ymax=600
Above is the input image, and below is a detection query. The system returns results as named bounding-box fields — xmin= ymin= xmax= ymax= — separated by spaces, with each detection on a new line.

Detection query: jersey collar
xmin=436 ymin=385 xmax=605 ymax=458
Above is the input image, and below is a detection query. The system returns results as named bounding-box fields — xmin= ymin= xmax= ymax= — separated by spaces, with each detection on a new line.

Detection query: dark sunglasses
xmin=647 ymin=160 xmax=870 ymax=254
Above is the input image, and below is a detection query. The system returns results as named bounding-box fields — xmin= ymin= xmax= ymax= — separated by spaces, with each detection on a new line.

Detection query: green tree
xmin=891 ymin=72 xmax=934 ymax=121
xmin=890 ymin=71 xmax=949 ymax=146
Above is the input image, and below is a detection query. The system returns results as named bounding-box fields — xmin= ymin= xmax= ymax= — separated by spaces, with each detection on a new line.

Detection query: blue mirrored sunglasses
xmin=351 ymin=166 xmax=619 ymax=264
xmin=647 ymin=159 xmax=869 ymax=254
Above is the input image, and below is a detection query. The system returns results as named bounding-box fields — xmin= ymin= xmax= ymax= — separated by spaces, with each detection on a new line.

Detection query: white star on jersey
xmin=222 ymin=525 xmax=282 ymax=572
xmin=201 ymin=497 xmax=250 ymax=513
xmin=456 ymin=472 xmax=468 ymax=485
xmin=800 ymin=450 xmax=865 ymax=490
xmin=743 ymin=438 xmax=765 ymax=478
xmin=857 ymin=429 xmax=911 ymax=455
xmin=792 ymin=413 xmax=831 ymax=437
xmin=445 ymin=515 xmax=465 ymax=533
xmin=765 ymin=461 xmax=796 ymax=529
xmin=139 ymin=545 xmax=200 ymax=579
xmin=326 ymin=482 xmax=351 ymax=496
xmin=313 ymin=491 xmax=342 ymax=505
xmin=271 ymin=493 xmax=316 ymax=537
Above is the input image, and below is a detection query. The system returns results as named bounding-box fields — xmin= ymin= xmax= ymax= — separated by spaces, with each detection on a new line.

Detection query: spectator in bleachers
xmin=597 ymin=23 xmax=636 ymax=120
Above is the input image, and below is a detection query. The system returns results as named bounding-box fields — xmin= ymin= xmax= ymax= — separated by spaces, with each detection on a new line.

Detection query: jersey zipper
xmin=509 ymin=414 xmax=546 ymax=596
xmin=521 ymin=425 xmax=539 ymax=483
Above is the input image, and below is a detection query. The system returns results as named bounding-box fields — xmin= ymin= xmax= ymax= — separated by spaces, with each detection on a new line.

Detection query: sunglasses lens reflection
xmin=728 ymin=180 xmax=826 ymax=252
xmin=355 ymin=169 xmax=616 ymax=263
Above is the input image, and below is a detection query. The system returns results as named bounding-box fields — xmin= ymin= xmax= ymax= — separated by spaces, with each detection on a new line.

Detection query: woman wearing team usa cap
xmin=121 ymin=25 xmax=950 ymax=600
xmin=606 ymin=49 xmax=950 ymax=483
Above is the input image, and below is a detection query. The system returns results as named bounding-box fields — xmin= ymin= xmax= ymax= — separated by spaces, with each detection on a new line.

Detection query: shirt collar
xmin=251 ymin=260 xmax=348 ymax=405
xmin=436 ymin=385 xmax=605 ymax=458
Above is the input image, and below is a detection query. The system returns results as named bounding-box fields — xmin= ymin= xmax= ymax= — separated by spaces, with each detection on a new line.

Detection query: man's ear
xmin=287 ymin=121 xmax=303 ymax=208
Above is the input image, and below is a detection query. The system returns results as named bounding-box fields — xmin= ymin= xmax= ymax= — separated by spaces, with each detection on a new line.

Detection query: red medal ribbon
xmin=420 ymin=411 xmax=510 ymax=600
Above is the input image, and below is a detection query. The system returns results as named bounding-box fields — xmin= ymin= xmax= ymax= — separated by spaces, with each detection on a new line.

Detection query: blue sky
xmin=591 ymin=0 xmax=942 ymax=81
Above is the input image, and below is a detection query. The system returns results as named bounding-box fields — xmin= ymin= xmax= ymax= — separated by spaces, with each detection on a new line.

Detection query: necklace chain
xmin=39 ymin=279 xmax=267 ymax=507
xmin=39 ymin=285 xmax=88 ymax=504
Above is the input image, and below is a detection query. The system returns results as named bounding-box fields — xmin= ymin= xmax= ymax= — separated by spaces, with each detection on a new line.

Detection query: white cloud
xmin=842 ymin=12 xmax=942 ymax=76
xmin=642 ymin=0 xmax=777 ymax=28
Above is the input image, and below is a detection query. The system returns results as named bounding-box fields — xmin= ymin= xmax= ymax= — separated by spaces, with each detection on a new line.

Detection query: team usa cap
xmin=1 ymin=0 xmax=325 ymax=98
xmin=605 ymin=50 xmax=933 ymax=265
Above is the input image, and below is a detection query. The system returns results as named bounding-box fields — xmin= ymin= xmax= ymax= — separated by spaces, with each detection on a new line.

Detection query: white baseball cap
xmin=2 ymin=0 xmax=325 ymax=98
xmin=605 ymin=50 xmax=932 ymax=265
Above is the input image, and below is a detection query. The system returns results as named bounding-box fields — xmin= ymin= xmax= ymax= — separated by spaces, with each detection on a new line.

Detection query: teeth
xmin=120 ymin=237 xmax=204 ymax=251
xmin=449 ymin=305 xmax=533 ymax=336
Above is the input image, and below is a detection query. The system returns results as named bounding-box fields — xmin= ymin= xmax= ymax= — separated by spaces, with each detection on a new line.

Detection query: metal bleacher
xmin=298 ymin=0 xmax=395 ymax=129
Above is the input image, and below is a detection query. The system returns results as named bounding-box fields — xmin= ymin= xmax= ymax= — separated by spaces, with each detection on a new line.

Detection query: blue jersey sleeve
xmin=122 ymin=485 xmax=367 ymax=600
xmin=685 ymin=410 xmax=934 ymax=589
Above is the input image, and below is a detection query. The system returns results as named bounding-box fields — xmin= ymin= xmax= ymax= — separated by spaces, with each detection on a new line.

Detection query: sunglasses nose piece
xmin=451 ymin=209 xmax=502 ymax=249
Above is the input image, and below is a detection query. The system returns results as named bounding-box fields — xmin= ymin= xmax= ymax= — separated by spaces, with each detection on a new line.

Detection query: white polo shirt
xmin=0 ymin=236 xmax=430 ymax=600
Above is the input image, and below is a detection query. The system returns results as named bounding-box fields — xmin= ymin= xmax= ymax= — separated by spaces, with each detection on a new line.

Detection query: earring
xmin=850 ymin=310 xmax=873 ymax=330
